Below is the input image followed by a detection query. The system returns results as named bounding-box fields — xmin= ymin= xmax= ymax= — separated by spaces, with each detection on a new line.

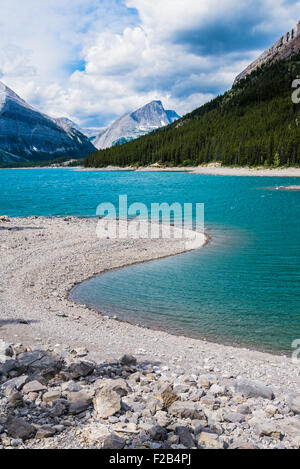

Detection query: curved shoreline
xmin=0 ymin=216 xmax=299 ymax=401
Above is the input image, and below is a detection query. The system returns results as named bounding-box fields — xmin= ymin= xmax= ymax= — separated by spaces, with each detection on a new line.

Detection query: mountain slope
xmin=93 ymin=100 xmax=180 ymax=150
xmin=235 ymin=21 xmax=300 ymax=84
xmin=0 ymin=82 xmax=96 ymax=163
xmin=86 ymin=49 xmax=300 ymax=168
xmin=54 ymin=117 xmax=104 ymax=141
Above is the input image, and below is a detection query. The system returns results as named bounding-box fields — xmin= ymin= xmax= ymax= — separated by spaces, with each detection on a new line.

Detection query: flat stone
xmin=229 ymin=442 xmax=257 ymax=450
xmin=81 ymin=424 xmax=110 ymax=442
xmin=68 ymin=402 xmax=90 ymax=415
xmin=257 ymin=423 xmax=283 ymax=441
xmin=35 ymin=425 xmax=56 ymax=439
xmin=169 ymin=401 xmax=205 ymax=420
xmin=234 ymin=379 xmax=274 ymax=400
xmin=43 ymin=390 xmax=62 ymax=403
xmin=23 ymin=380 xmax=47 ymax=394
xmin=7 ymin=390 xmax=24 ymax=408
xmin=198 ymin=432 xmax=224 ymax=449
xmin=1 ymin=375 xmax=29 ymax=391
xmin=67 ymin=391 xmax=91 ymax=404
xmin=223 ymin=412 xmax=246 ymax=424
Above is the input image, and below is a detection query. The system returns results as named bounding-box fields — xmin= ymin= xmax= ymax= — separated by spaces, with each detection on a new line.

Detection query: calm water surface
xmin=1 ymin=168 xmax=300 ymax=353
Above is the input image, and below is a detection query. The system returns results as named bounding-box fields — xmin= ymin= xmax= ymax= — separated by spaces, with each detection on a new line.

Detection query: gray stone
xmin=35 ymin=425 xmax=56 ymax=439
xmin=229 ymin=441 xmax=257 ymax=450
xmin=169 ymin=401 xmax=205 ymax=420
xmin=149 ymin=426 xmax=168 ymax=441
xmin=257 ymin=423 xmax=283 ymax=441
xmin=23 ymin=380 xmax=47 ymax=394
xmin=234 ymin=379 xmax=274 ymax=400
xmin=68 ymin=361 xmax=95 ymax=379
xmin=67 ymin=391 xmax=91 ymax=404
xmin=147 ymin=397 xmax=164 ymax=414
xmin=1 ymin=375 xmax=28 ymax=391
xmin=223 ymin=412 xmax=246 ymax=424
xmin=68 ymin=402 xmax=90 ymax=415
xmin=176 ymin=426 xmax=195 ymax=449
xmin=286 ymin=394 xmax=300 ymax=414
xmin=102 ymin=433 xmax=126 ymax=449
xmin=43 ymin=390 xmax=62 ymax=403
xmin=6 ymin=417 xmax=36 ymax=440
xmin=50 ymin=401 xmax=67 ymax=417
xmin=120 ymin=355 xmax=137 ymax=367
xmin=7 ymin=390 xmax=24 ymax=408
xmin=198 ymin=432 xmax=224 ymax=449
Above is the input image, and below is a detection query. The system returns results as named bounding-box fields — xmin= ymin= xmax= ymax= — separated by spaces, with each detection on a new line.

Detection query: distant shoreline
xmin=3 ymin=165 xmax=300 ymax=177
xmin=76 ymin=165 xmax=300 ymax=177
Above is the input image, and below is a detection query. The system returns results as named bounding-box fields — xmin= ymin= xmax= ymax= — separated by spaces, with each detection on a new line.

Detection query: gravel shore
xmin=76 ymin=166 xmax=300 ymax=177
xmin=0 ymin=216 xmax=300 ymax=449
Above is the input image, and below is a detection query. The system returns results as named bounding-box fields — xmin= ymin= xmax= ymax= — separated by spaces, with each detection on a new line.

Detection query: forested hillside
xmin=85 ymin=51 xmax=300 ymax=168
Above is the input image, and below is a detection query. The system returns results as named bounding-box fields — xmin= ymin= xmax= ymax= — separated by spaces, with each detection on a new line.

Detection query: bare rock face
xmin=0 ymin=81 xmax=96 ymax=164
xmin=234 ymin=21 xmax=300 ymax=84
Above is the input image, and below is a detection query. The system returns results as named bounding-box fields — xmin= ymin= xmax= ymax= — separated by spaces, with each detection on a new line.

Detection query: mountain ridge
xmin=93 ymin=100 xmax=180 ymax=150
xmin=234 ymin=21 xmax=300 ymax=84
xmin=0 ymin=81 xmax=96 ymax=164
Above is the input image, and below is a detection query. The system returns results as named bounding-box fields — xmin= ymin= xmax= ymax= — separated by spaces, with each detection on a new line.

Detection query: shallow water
xmin=1 ymin=168 xmax=300 ymax=353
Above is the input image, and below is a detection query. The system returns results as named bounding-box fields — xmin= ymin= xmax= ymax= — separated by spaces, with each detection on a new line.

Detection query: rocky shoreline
xmin=1 ymin=341 xmax=300 ymax=449
xmin=0 ymin=216 xmax=300 ymax=449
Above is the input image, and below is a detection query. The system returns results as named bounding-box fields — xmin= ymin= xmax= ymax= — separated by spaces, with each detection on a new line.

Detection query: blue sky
xmin=0 ymin=0 xmax=299 ymax=128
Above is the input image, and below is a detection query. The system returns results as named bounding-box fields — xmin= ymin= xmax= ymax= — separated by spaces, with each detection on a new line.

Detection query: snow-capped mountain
xmin=0 ymin=81 xmax=96 ymax=164
xmin=94 ymin=101 xmax=180 ymax=150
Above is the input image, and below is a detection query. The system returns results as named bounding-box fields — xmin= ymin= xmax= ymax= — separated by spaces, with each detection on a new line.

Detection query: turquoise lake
xmin=1 ymin=168 xmax=300 ymax=354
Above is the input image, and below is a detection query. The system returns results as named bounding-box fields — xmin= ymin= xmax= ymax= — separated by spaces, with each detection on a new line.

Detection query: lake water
xmin=1 ymin=168 xmax=300 ymax=354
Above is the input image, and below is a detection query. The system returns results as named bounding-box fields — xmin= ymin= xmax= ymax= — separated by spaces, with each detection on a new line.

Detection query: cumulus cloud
xmin=0 ymin=0 xmax=299 ymax=126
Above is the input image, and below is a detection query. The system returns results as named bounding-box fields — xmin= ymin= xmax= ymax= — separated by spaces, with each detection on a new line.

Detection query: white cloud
xmin=0 ymin=0 xmax=299 ymax=126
